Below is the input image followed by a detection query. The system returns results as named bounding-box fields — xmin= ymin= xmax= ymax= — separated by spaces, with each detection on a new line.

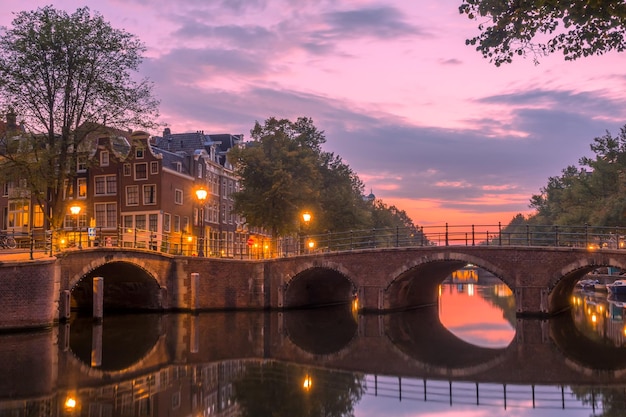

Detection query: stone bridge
xmin=1 ymin=245 xmax=625 ymax=330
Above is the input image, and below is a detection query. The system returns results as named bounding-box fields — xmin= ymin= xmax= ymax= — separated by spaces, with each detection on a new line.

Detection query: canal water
xmin=1 ymin=282 xmax=624 ymax=417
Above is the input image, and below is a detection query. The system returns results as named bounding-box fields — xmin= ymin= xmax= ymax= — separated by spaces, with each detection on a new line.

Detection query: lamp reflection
xmin=303 ymin=374 xmax=312 ymax=391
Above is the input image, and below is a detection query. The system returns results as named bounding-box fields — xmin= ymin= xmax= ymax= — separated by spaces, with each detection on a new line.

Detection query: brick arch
xmin=547 ymin=255 xmax=626 ymax=314
xmin=69 ymin=259 xmax=163 ymax=312
xmin=284 ymin=262 xmax=357 ymax=309
xmin=68 ymin=257 xmax=161 ymax=291
xmin=383 ymin=252 xmax=511 ymax=312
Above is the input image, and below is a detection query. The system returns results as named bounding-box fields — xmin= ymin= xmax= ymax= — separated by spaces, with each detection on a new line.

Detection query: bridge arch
xmin=384 ymin=252 xmax=510 ymax=311
xmin=284 ymin=262 xmax=356 ymax=309
xmin=70 ymin=260 xmax=163 ymax=312
xmin=549 ymin=255 xmax=626 ymax=314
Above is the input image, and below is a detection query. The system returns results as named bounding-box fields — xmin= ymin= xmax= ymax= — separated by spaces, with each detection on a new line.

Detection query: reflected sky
xmin=351 ymin=283 xmax=596 ymax=416
xmin=439 ymin=283 xmax=515 ymax=348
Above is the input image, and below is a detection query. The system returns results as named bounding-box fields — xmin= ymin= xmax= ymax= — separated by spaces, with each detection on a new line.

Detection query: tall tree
xmin=459 ymin=0 xmax=626 ymax=65
xmin=524 ymin=125 xmax=626 ymax=228
xmin=228 ymin=117 xmax=323 ymax=239
xmin=0 ymin=6 xmax=159 ymax=229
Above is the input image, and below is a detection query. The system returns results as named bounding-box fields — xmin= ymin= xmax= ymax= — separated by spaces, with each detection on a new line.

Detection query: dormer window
xmin=136 ymin=148 xmax=144 ymax=159
xmin=100 ymin=151 xmax=109 ymax=167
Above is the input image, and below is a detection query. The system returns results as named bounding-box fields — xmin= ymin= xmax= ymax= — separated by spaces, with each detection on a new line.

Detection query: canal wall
xmin=0 ymin=258 xmax=58 ymax=331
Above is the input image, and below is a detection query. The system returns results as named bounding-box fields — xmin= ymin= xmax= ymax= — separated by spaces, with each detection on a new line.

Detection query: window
xmin=135 ymin=214 xmax=146 ymax=230
xmin=94 ymin=175 xmax=117 ymax=195
xmin=77 ymin=178 xmax=87 ymax=198
xmin=33 ymin=205 xmax=44 ymax=228
xmin=77 ymin=156 xmax=87 ymax=172
xmin=126 ymin=185 xmax=139 ymax=206
xmin=136 ymin=148 xmax=144 ymax=159
xmin=197 ymin=164 xmax=202 ymax=178
xmin=63 ymin=179 xmax=73 ymax=200
xmin=123 ymin=215 xmax=133 ymax=229
xmin=8 ymin=200 xmax=29 ymax=228
xmin=164 ymin=213 xmax=171 ymax=232
xmin=123 ymin=163 xmax=131 ymax=176
xmin=100 ymin=151 xmax=109 ymax=167
xmin=183 ymin=217 xmax=189 ymax=233
xmin=143 ymin=184 xmax=156 ymax=205
xmin=174 ymin=215 xmax=180 ymax=232
xmin=175 ymin=189 xmax=183 ymax=205
xmin=149 ymin=214 xmax=158 ymax=232
xmin=95 ymin=203 xmax=117 ymax=228
xmin=2 ymin=183 xmax=9 ymax=196
xmin=150 ymin=161 xmax=159 ymax=174
xmin=135 ymin=163 xmax=148 ymax=180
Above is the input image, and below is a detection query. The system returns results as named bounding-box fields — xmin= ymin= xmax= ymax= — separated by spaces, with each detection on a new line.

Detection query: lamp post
xmin=70 ymin=205 xmax=82 ymax=249
xmin=195 ymin=188 xmax=208 ymax=257
xmin=301 ymin=211 xmax=312 ymax=254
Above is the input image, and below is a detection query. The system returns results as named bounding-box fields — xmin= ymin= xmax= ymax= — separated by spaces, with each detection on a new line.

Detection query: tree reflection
xmin=571 ymin=386 xmax=626 ymax=416
xmin=233 ymin=361 xmax=365 ymax=417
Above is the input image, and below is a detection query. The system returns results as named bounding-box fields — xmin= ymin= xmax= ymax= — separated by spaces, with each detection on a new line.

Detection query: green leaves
xmin=459 ymin=0 xmax=626 ymax=65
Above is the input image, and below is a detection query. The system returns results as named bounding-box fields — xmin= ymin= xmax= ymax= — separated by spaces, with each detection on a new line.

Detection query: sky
xmin=2 ymin=0 xmax=626 ymax=227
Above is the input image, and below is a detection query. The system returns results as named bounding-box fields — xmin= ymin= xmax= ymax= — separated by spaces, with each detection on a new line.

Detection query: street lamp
xmin=301 ymin=211 xmax=312 ymax=254
xmin=70 ymin=205 xmax=82 ymax=249
xmin=195 ymin=188 xmax=208 ymax=257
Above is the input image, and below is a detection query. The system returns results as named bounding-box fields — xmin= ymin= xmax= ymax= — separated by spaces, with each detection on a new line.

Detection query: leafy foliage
xmin=0 ymin=6 xmax=159 ymax=228
xmin=229 ymin=116 xmax=410 ymax=238
xmin=508 ymin=125 xmax=626 ymax=230
xmin=459 ymin=0 xmax=626 ymax=65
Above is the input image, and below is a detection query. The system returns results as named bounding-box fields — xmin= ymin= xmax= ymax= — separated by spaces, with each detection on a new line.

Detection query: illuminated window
xmin=77 ymin=178 xmax=87 ymax=198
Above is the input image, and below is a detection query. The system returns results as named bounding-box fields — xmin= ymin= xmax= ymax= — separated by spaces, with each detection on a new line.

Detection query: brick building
xmin=0 ymin=113 xmax=258 ymax=257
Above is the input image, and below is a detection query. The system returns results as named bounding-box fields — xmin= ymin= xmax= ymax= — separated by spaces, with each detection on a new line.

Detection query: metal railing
xmin=5 ymin=223 xmax=626 ymax=259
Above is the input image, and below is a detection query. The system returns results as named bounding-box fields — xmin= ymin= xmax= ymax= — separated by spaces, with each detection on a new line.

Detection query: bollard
xmin=91 ymin=322 xmax=103 ymax=367
xmin=93 ymin=277 xmax=103 ymax=321
xmin=190 ymin=272 xmax=200 ymax=311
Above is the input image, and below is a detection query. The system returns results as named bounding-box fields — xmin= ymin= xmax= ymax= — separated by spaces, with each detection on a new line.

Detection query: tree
xmin=521 ymin=124 xmax=626 ymax=229
xmin=0 ymin=6 xmax=159 ymax=229
xmin=459 ymin=0 xmax=626 ymax=66
xmin=228 ymin=117 xmax=323 ymax=239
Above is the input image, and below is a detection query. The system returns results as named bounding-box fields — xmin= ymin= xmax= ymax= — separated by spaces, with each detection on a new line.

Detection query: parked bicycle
xmin=0 ymin=234 xmax=17 ymax=249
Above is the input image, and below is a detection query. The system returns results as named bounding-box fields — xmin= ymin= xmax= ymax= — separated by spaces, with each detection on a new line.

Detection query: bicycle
xmin=0 ymin=234 xmax=17 ymax=249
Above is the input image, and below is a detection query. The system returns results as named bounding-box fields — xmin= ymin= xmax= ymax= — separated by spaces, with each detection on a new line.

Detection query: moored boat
xmin=606 ymin=280 xmax=626 ymax=295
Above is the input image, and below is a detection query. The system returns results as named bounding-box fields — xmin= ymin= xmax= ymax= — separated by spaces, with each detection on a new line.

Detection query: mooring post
xmin=93 ymin=277 xmax=103 ymax=321
xmin=191 ymin=272 xmax=200 ymax=311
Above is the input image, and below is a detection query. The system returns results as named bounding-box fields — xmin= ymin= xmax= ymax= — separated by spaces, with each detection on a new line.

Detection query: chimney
xmin=6 ymin=108 xmax=17 ymax=131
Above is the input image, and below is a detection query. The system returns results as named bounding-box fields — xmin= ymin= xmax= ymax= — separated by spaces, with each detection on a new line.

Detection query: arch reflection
xmin=285 ymin=304 xmax=358 ymax=355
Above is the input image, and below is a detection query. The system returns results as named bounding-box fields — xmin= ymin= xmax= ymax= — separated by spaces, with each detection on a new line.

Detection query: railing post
xmin=396 ymin=226 xmax=399 ymax=247
xmin=29 ymin=229 xmax=34 ymax=260
xmin=471 ymin=225 xmax=475 ymax=246
xmin=445 ymin=223 xmax=449 ymax=246
xmin=420 ymin=227 xmax=424 ymax=246
xmin=585 ymin=223 xmax=589 ymax=248
xmin=526 ymin=225 xmax=530 ymax=246
xmin=498 ymin=222 xmax=502 ymax=246
xmin=554 ymin=225 xmax=559 ymax=247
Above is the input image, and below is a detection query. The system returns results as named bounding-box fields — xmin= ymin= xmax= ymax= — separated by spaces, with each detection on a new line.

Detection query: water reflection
xmin=3 ymin=284 xmax=626 ymax=417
